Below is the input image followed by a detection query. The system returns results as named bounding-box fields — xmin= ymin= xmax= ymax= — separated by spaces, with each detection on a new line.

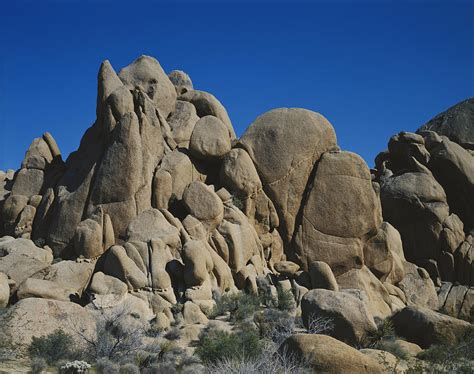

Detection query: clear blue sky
xmin=1 ymin=1 xmax=473 ymax=171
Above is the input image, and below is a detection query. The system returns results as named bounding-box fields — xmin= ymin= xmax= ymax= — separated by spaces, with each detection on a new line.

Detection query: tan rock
xmin=183 ymin=182 xmax=224 ymax=231
xmin=89 ymin=271 xmax=128 ymax=296
xmin=118 ymin=55 xmax=177 ymax=118
xmin=104 ymin=245 xmax=148 ymax=290
xmin=159 ymin=149 xmax=205 ymax=199
xmin=182 ymin=239 xmax=213 ymax=287
xmin=31 ymin=260 xmax=95 ymax=297
xmin=220 ymin=148 xmax=262 ymax=197
xmin=336 ymin=266 xmax=392 ymax=320
xmin=309 ymin=261 xmax=339 ymax=291
xmin=180 ymin=89 xmax=235 ymax=139
xmin=0 ymin=272 xmax=10 ymax=307
xmin=168 ymin=100 xmax=199 ymax=147
xmin=125 ymin=208 xmax=180 ymax=249
xmin=14 ymin=204 xmax=36 ymax=238
xmin=239 ymin=108 xmax=337 ymax=244
xmin=0 ymin=298 xmax=95 ymax=349
xmin=0 ymin=237 xmax=53 ymax=292
xmin=301 ymin=288 xmax=377 ymax=345
xmin=294 ymin=151 xmax=382 ymax=272
xmin=392 ymin=306 xmax=472 ymax=348
xmin=274 ymin=261 xmax=300 ymax=276
xmin=152 ymin=169 xmax=173 ymax=209
xmin=2 ymin=194 xmax=29 ymax=234
xmin=74 ymin=218 xmax=103 ymax=258
xmin=189 ymin=115 xmax=231 ymax=160
xmin=183 ymin=301 xmax=208 ymax=325
xmin=359 ymin=349 xmax=406 ymax=373
xmin=17 ymin=278 xmax=76 ymax=301
xmin=279 ymin=334 xmax=383 ymax=373
xmin=398 ymin=262 xmax=438 ymax=310
xmin=11 ymin=168 xmax=44 ymax=196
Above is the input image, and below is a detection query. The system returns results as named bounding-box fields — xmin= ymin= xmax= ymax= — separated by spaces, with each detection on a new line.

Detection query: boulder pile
xmin=0 ymin=56 xmax=472 ymax=368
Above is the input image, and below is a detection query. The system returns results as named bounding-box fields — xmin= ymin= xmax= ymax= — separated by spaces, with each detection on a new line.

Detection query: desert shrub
xmin=33 ymin=237 xmax=46 ymax=248
xmin=254 ymin=308 xmax=296 ymax=344
xmin=30 ymin=357 xmax=48 ymax=374
xmin=95 ymin=357 xmax=120 ymax=374
xmin=28 ymin=329 xmax=75 ymax=364
xmin=164 ymin=326 xmax=182 ymax=340
xmin=364 ymin=318 xmax=395 ymax=348
xmin=416 ymin=327 xmax=474 ymax=373
xmin=275 ymin=286 xmax=295 ymax=312
xmin=168 ymin=193 xmax=178 ymax=206
xmin=119 ymin=362 xmax=140 ymax=374
xmin=204 ymin=343 xmax=309 ymax=373
xmin=231 ymin=193 xmax=244 ymax=210
xmin=377 ymin=338 xmax=409 ymax=360
xmin=73 ymin=306 xmax=146 ymax=362
xmin=59 ymin=360 xmax=91 ymax=373
xmin=209 ymin=291 xmax=261 ymax=321
xmin=305 ymin=313 xmax=335 ymax=335
xmin=195 ymin=325 xmax=263 ymax=364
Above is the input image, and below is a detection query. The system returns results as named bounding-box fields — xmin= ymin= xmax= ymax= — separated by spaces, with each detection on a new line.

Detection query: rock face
xmin=0 ymin=56 xmax=472 ymax=365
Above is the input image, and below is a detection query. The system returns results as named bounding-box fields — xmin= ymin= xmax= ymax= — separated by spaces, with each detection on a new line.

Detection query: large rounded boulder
xmin=239 ymin=108 xmax=337 ymax=244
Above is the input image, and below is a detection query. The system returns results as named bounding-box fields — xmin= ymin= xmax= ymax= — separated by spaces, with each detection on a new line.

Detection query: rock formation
xmin=0 ymin=55 xmax=472 ymax=370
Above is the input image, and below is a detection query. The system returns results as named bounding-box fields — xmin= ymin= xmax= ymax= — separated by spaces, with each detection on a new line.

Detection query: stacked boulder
xmin=373 ymin=98 xmax=474 ymax=319
xmin=0 ymin=56 xmax=471 ymax=351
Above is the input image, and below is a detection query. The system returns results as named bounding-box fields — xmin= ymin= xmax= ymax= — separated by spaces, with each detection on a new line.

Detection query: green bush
xmin=95 ymin=357 xmax=119 ymax=374
xmin=275 ymin=286 xmax=295 ymax=312
xmin=231 ymin=193 xmax=244 ymax=210
xmin=210 ymin=291 xmax=261 ymax=321
xmin=416 ymin=327 xmax=474 ymax=373
xmin=254 ymin=308 xmax=295 ymax=344
xmin=28 ymin=329 xmax=75 ymax=364
xmin=377 ymin=338 xmax=409 ymax=361
xmin=364 ymin=318 xmax=395 ymax=348
xmin=195 ymin=326 xmax=263 ymax=364
xmin=30 ymin=357 xmax=47 ymax=374
xmin=119 ymin=362 xmax=140 ymax=374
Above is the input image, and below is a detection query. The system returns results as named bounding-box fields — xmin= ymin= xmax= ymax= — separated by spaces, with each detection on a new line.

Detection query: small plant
xmin=416 ymin=327 xmax=474 ymax=373
xmin=33 ymin=237 xmax=46 ymax=248
xmin=71 ymin=306 xmax=146 ymax=361
xmin=254 ymin=309 xmax=296 ymax=344
xmin=378 ymin=338 xmax=409 ymax=361
xmin=30 ymin=357 xmax=48 ymax=374
xmin=231 ymin=193 xmax=244 ymax=210
xmin=29 ymin=329 xmax=75 ymax=364
xmin=119 ymin=362 xmax=140 ymax=374
xmin=365 ymin=318 xmax=395 ymax=348
xmin=209 ymin=291 xmax=261 ymax=321
xmin=305 ymin=313 xmax=335 ymax=335
xmin=95 ymin=357 xmax=119 ymax=374
xmin=168 ymin=193 xmax=178 ymax=206
xmin=171 ymin=302 xmax=184 ymax=316
xmin=195 ymin=325 xmax=263 ymax=364
xmin=276 ymin=286 xmax=295 ymax=312
xmin=204 ymin=342 xmax=309 ymax=372
xmin=60 ymin=360 xmax=91 ymax=373
xmin=164 ymin=326 xmax=182 ymax=340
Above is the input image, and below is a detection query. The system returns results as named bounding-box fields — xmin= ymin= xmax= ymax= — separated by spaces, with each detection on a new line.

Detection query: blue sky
xmin=0 ymin=1 xmax=472 ymax=171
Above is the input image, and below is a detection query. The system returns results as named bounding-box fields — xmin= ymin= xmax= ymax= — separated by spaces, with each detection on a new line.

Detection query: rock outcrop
xmin=0 ymin=57 xmax=472 ymax=366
